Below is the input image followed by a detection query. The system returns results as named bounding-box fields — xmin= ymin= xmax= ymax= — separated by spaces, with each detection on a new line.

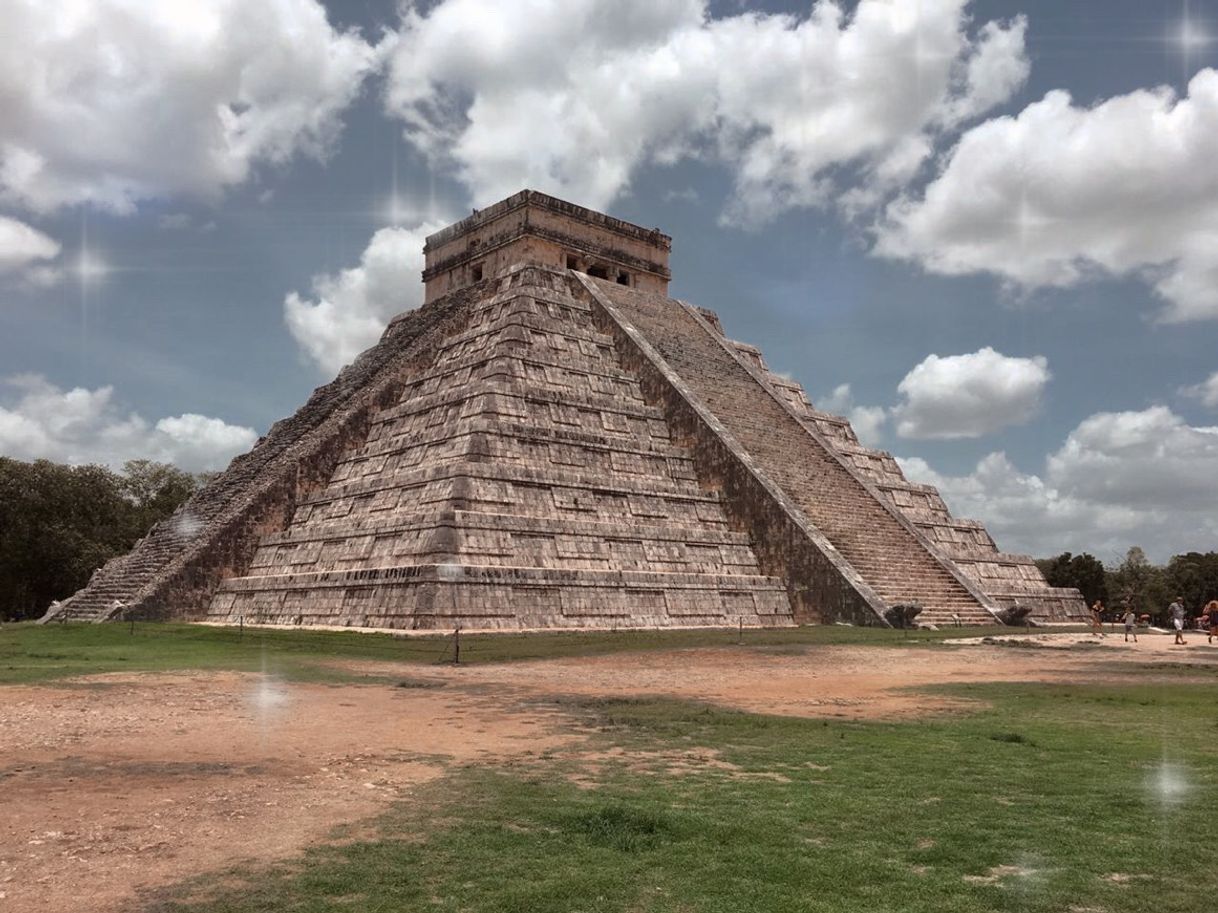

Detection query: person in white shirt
xmin=1169 ymin=597 xmax=1187 ymax=645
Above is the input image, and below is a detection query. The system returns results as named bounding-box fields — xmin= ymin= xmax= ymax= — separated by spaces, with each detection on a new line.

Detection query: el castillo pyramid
xmin=45 ymin=191 xmax=1085 ymax=630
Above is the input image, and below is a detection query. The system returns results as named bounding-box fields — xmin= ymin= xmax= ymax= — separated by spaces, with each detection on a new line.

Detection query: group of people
xmin=1089 ymin=598 xmax=1218 ymax=644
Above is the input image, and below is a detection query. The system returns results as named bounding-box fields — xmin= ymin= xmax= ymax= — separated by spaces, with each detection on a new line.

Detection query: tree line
xmin=0 ymin=457 xmax=208 ymax=621
xmin=1036 ymin=547 xmax=1218 ymax=622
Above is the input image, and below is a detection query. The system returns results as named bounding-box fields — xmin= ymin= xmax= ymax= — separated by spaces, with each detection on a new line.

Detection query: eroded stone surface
xmin=49 ymin=191 xmax=1083 ymax=629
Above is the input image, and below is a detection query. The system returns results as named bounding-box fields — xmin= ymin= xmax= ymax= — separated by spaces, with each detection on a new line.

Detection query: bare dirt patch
xmin=0 ymin=671 xmax=568 ymax=913
xmin=569 ymin=745 xmax=792 ymax=785
xmin=1101 ymin=871 xmax=1153 ymax=886
xmin=340 ymin=638 xmax=1217 ymax=721
xmin=963 ymin=863 xmax=1040 ymax=885
xmin=955 ymin=630 xmax=1218 ymax=654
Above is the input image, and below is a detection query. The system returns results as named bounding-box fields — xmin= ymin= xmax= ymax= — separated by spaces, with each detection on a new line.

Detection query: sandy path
xmin=2 ymin=633 xmax=1214 ymax=912
xmin=339 ymin=634 xmax=1218 ymax=721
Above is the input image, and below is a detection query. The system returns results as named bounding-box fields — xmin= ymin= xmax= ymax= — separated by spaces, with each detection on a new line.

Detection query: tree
xmin=118 ymin=459 xmax=201 ymax=538
xmin=0 ymin=458 xmax=203 ymax=621
xmin=1036 ymin=552 xmax=1108 ymax=607
xmin=1163 ymin=552 xmax=1218 ymax=611
xmin=1107 ymin=547 xmax=1170 ymax=620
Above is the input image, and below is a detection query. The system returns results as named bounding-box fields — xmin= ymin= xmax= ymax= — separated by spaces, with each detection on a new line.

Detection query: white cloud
xmin=817 ymin=383 xmax=853 ymax=415
xmin=0 ymin=214 xmax=59 ymax=273
xmin=1046 ymin=407 xmax=1218 ymax=510
xmin=0 ymin=0 xmax=380 ymax=214
xmin=0 ymin=374 xmax=257 ymax=471
xmin=899 ymin=406 xmax=1218 ymax=561
xmin=849 ymin=406 xmax=889 ymax=448
xmin=1182 ymin=371 xmax=1218 ymax=409
xmin=284 ymin=222 xmax=443 ymax=374
xmin=877 ymin=68 xmax=1218 ymax=322
xmin=384 ymin=0 xmax=1027 ymax=225
xmin=899 ymin=452 xmax=1135 ymax=559
xmin=815 ymin=383 xmax=887 ymax=447
xmin=940 ymin=18 xmax=1032 ymax=126
xmin=893 ymin=347 xmax=1049 ymax=439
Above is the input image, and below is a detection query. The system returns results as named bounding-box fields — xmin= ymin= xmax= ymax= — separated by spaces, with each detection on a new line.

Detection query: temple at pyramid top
xmin=422 ymin=190 xmax=672 ymax=302
xmin=46 ymin=190 xmax=1086 ymax=631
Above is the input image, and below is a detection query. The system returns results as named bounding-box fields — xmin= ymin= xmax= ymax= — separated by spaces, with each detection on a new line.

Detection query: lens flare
xmin=1176 ymin=19 xmax=1211 ymax=50
xmin=75 ymin=250 xmax=110 ymax=285
xmin=249 ymin=676 xmax=290 ymax=713
xmin=170 ymin=511 xmax=204 ymax=539
xmin=1150 ymin=760 xmax=1191 ymax=806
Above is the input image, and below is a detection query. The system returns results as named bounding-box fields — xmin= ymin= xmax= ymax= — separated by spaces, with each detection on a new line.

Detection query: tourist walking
xmin=1169 ymin=596 xmax=1187 ymax=645
xmin=1090 ymin=600 xmax=1106 ymax=637
xmin=1122 ymin=606 xmax=1138 ymax=643
xmin=1204 ymin=600 xmax=1218 ymax=644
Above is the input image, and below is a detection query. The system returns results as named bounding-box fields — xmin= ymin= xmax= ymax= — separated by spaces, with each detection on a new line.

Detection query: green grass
xmin=0 ymin=620 xmax=1040 ymax=685
xmin=139 ymin=679 xmax=1218 ymax=913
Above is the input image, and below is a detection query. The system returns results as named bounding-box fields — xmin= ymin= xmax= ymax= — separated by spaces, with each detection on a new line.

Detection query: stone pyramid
xmin=47 ymin=191 xmax=1085 ymax=630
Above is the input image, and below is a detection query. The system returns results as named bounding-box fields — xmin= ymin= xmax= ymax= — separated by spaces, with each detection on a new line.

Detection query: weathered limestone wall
xmin=423 ymin=190 xmax=671 ymax=302
xmin=205 ymin=266 xmax=792 ymax=630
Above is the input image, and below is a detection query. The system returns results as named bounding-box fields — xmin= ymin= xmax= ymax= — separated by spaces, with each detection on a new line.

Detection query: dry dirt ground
xmin=2 ymin=633 xmax=1215 ymax=913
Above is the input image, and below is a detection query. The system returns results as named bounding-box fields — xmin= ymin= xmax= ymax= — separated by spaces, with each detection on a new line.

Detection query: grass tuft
xmin=395 ymin=678 xmax=444 ymax=689
xmin=564 ymin=804 xmax=678 ymax=853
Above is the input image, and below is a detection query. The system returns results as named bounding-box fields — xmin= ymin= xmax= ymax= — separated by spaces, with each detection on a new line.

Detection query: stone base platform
xmin=209 ymin=564 xmax=794 ymax=631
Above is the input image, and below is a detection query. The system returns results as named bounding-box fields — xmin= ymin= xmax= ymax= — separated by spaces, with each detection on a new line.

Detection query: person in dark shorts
xmin=1090 ymin=600 xmax=1106 ymax=636
xmin=1204 ymin=600 xmax=1218 ymax=644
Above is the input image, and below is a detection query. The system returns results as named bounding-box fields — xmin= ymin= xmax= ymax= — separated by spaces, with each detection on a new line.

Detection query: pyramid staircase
xmin=730 ymin=343 xmax=1085 ymax=622
xmin=46 ymin=525 xmax=198 ymax=622
xmin=580 ymin=276 xmax=1000 ymax=627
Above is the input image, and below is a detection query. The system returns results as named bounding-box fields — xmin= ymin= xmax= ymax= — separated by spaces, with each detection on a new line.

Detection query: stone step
xmin=340 ymin=418 xmax=696 ymax=471
xmin=260 ymin=509 xmax=755 ymax=549
xmin=296 ymin=459 xmax=720 ymax=510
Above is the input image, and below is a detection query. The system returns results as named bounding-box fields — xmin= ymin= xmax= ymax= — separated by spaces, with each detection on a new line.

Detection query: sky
xmin=1 ymin=0 xmax=1217 ymax=564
